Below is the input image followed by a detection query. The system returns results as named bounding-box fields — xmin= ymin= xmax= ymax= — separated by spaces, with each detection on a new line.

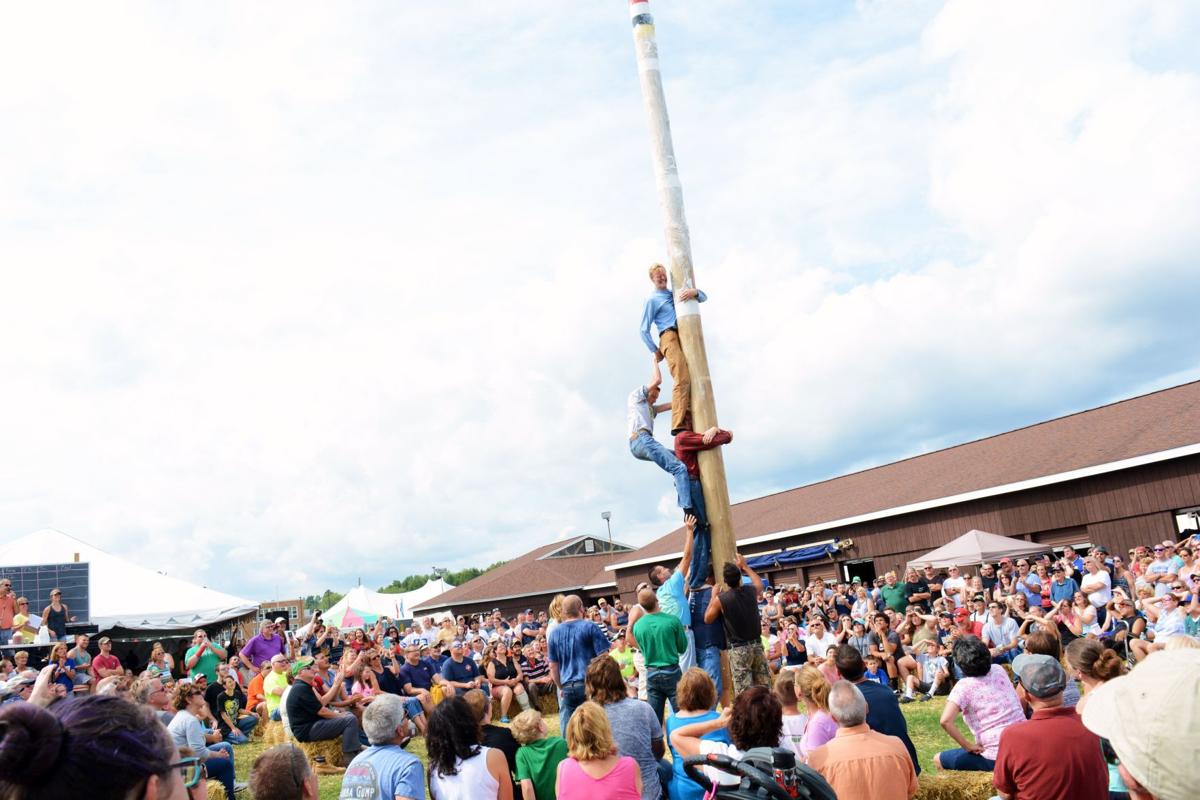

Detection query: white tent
xmin=323 ymin=580 xmax=455 ymax=628
xmin=0 ymin=528 xmax=257 ymax=632
xmin=907 ymin=529 xmax=1048 ymax=569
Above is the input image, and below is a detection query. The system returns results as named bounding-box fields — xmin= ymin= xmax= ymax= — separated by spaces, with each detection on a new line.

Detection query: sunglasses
xmin=172 ymin=757 xmax=204 ymax=789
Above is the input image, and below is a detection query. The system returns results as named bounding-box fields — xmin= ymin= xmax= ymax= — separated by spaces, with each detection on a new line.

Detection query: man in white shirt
xmin=981 ymin=602 xmax=1019 ymax=665
xmin=1079 ymin=558 xmax=1113 ymax=612
xmin=627 ymin=358 xmax=692 ymax=513
xmin=804 ymin=616 xmax=841 ymax=669
xmin=940 ymin=565 xmax=967 ymax=609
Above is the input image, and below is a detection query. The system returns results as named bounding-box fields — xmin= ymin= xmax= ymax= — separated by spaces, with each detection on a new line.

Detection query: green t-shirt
xmin=185 ymin=644 xmax=221 ymax=683
xmin=264 ymin=670 xmax=290 ymax=714
xmin=611 ymin=648 xmax=635 ymax=679
xmin=515 ymin=735 xmax=568 ymax=800
xmin=633 ymin=611 xmax=686 ymax=668
xmin=881 ymin=583 xmax=908 ymax=613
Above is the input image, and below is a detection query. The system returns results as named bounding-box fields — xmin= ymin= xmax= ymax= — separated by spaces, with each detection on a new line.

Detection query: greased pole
xmin=628 ymin=0 xmax=736 ymax=583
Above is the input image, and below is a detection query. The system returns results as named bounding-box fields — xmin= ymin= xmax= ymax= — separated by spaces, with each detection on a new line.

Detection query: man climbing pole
xmin=639 ymin=263 xmax=706 ymax=435
xmin=675 ymin=424 xmax=732 ymax=589
xmin=627 ymin=355 xmax=692 ymax=513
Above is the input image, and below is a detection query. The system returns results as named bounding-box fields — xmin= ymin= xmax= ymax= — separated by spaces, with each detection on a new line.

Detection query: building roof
xmin=411 ymin=535 xmax=631 ymax=612
xmin=609 ymin=379 xmax=1200 ymax=571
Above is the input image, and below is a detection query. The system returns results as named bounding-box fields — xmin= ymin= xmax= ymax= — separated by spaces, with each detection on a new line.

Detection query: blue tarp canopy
xmin=745 ymin=542 xmax=839 ymax=570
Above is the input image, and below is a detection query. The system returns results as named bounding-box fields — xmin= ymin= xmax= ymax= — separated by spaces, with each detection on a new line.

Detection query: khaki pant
xmin=659 ymin=328 xmax=691 ymax=434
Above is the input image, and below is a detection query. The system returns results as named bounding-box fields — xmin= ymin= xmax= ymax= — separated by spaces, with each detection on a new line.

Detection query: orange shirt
xmin=247 ymin=672 xmax=266 ymax=708
xmin=807 ymin=724 xmax=918 ymax=800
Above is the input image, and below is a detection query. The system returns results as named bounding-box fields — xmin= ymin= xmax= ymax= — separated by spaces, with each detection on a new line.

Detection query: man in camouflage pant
xmin=704 ymin=552 xmax=770 ymax=698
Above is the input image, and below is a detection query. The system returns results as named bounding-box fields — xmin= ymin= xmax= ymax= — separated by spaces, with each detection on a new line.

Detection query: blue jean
xmin=646 ymin=665 xmax=681 ymax=723
xmin=0 ymin=629 xmax=11 ymax=646
xmin=205 ymin=743 xmax=236 ymax=799
xmin=696 ymin=644 xmax=723 ymax=699
xmin=685 ymin=477 xmax=711 ymax=590
xmin=226 ymin=715 xmax=257 ymax=743
xmin=630 ymin=432 xmax=692 ymax=510
xmin=679 ymin=628 xmax=696 ymax=673
xmin=937 ymin=748 xmax=995 ymax=771
xmin=559 ymin=681 xmax=588 ymax=737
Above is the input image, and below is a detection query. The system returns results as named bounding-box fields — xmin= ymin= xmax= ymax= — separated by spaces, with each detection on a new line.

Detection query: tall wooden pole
xmin=628 ymin=0 xmax=736 ymax=584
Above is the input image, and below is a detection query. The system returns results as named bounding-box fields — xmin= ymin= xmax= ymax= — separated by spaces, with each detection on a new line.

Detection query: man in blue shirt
xmin=1048 ymin=565 xmax=1079 ymax=604
xmin=439 ymin=641 xmax=483 ymax=696
xmin=548 ymin=595 xmax=614 ymax=734
xmin=648 ymin=515 xmax=697 ymax=672
xmin=341 ymin=694 xmax=424 ymax=800
xmin=639 ymin=263 xmax=706 ymax=435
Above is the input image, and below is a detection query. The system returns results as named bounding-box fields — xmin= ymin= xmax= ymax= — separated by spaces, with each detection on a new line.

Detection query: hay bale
xmin=261 ymin=719 xmax=286 ymax=746
xmin=534 ymin=690 xmax=559 ymax=716
xmin=205 ymin=779 xmax=225 ymax=800
xmin=915 ymin=770 xmax=996 ymax=800
xmin=297 ymin=737 xmax=345 ymax=768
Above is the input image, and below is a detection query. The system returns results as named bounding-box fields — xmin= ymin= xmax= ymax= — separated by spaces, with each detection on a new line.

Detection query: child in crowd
xmin=512 ymin=708 xmax=569 ymax=800
xmin=863 ymin=654 xmax=889 ymax=687
xmin=556 ymin=701 xmax=642 ymax=799
xmin=900 ymin=639 xmax=949 ymax=702
xmin=773 ymin=670 xmax=808 ymax=759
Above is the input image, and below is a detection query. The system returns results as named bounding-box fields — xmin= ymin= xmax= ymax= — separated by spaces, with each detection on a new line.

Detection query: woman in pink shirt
xmin=795 ymin=666 xmax=838 ymax=759
xmin=556 ymin=701 xmax=641 ymax=800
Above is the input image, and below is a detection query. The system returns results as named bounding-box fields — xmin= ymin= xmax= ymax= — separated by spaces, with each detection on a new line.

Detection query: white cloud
xmin=0 ymin=2 xmax=1198 ymax=601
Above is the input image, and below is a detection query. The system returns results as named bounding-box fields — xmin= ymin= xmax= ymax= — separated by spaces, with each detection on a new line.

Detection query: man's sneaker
xmin=233 ymin=782 xmax=249 ymax=793
xmin=899 ymin=695 xmax=914 ymax=704
xmin=918 ymin=693 xmax=932 ymax=702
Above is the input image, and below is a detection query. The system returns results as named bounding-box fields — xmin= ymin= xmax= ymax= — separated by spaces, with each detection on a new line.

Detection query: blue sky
xmin=1 ymin=1 xmax=1198 ymax=602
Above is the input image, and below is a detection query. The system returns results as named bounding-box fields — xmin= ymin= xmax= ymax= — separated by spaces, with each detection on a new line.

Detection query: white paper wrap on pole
xmin=627 ymin=0 xmax=736 ymax=596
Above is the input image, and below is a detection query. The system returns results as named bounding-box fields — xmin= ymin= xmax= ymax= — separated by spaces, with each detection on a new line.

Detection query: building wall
xmin=236 ymin=599 xmax=307 ymax=642
xmin=614 ymin=454 xmax=1200 ymax=600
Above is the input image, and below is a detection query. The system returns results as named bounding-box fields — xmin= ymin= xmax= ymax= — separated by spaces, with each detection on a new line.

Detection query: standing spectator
xmin=902 ymin=568 xmax=932 ymax=613
xmin=703 ymin=554 xmax=769 ymax=697
xmin=666 ymin=668 xmax=730 ymax=800
xmin=586 ymin=654 xmax=666 ymax=800
xmin=340 ymin=696 xmax=426 ymax=800
xmin=0 ymin=578 xmax=15 ymax=646
xmin=807 ymin=681 xmax=918 ymax=800
xmin=40 ymin=588 xmax=76 ymax=642
xmin=286 ymin=656 xmax=363 ymax=763
xmin=1013 ymin=560 xmax=1042 ymax=609
xmin=941 ymin=565 xmax=967 ymax=608
xmin=427 ymin=696 xmax=514 ymax=800
xmin=1079 ymin=557 xmax=1113 ymax=623
xmin=511 ymin=708 xmax=568 ymax=800
xmin=632 ymin=588 xmax=686 ymax=724
xmin=880 ymin=572 xmax=907 ymax=614
xmin=934 ymin=636 xmax=1025 ymax=772
xmin=992 ymin=654 xmax=1106 ymax=800
xmin=646 ymin=516 xmax=697 ymax=671
xmin=833 ymin=645 xmax=921 ymax=775
xmin=1145 ymin=544 xmax=1179 ymax=596
xmin=689 ymin=568 xmax=727 ymax=698
xmin=92 ymin=635 xmax=124 ymax=681
xmin=669 ymin=685 xmax=786 ymax=790
xmin=168 ymin=683 xmax=241 ymax=799
xmin=557 ymin=700 xmax=642 ymax=800
xmin=184 ymin=629 xmax=228 ymax=683
xmin=441 ymin=640 xmax=484 ymax=696
xmin=1080 ymin=648 xmax=1200 ymax=800
xmin=548 ymin=595 xmax=613 ymax=734
xmin=240 ymin=620 xmax=288 ymax=670
xmin=1049 ymin=564 xmax=1080 ymax=604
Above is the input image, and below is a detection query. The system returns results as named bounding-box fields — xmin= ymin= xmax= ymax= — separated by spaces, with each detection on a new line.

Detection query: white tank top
xmin=430 ymin=747 xmax=499 ymax=800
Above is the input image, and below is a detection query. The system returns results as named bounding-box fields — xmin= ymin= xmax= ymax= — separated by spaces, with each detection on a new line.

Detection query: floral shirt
xmin=946 ymin=664 xmax=1025 ymax=760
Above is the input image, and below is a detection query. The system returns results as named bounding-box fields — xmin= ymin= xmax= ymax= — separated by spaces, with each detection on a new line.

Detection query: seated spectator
xmin=669 ymin=685 xmax=783 ymax=789
xmin=46 ymin=641 xmax=77 ymax=694
xmin=131 ymin=674 xmax=174 ymax=725
xmin=485 ymin=641 xmax=530 ymax=723
xmin=863 ymin=654 xmax=888 ymax=686
xmin=934 ymin=636 xmax=1024 ymax=772
xmin=773 ymin=670 xmax=808 ymax=759
xmin=1065 ymin=638 xmax=1126 ymax=714
xmin=264 ymin=654 xmax=291 ymax=720
xmin=147 ymin=640 xmax=175 ymax=678
xmin=286 ymin=656 xmax=364 ymax=762
xmin=557 ymin=700 xmax=642 ymax=799
xmin=1131 ymin=586 xmax=1188 ymax=661
xmin=511 ymin=708 xmax=569 ymax=800
xmin=899 ymin=639 xmax=948 ymax=703
xmin=340 ymin=694 xmax=423 ymax=800
xmin=441 ymin=640 xmax=484 ymax=696
xmin=426 ymin=695 xmax=514 ymax=799
xmin=993 ymin=654 xmax=1106 ymax=800
xmin=463 ymin=689 xmax=521 ymax=795
xmin=832 ymin=645 xmax=920 ymax=774
xmin=585 ymin=651 xmax=666 ymax=800
xmin=808 ymin=681 xmax=917 ymax=800
xmin=249 ymin=744 xmax=320 ymax=800
xmin=982 ymin=601 xmax=1020 ymax=664
xmin=214 ymin=672 xmax=258 ymax=743
xmin=68 ymin=633 xmax=93 ymax=688
xmin=666 ymin=668 xmax=730 ymax=800
xmin=1022 ymin=630 xmax=1079 ymax=708
xmin=517 ymin=642 xmax=555 ymax=704
xmin=167 ymin=682 xmax=241 ymax=800
xmin=0 ymin=693 xmax=189 ymax=799
xmin=246 ymin=659 xmax=271 ymax=724
xmin=1080 ymin=648 xmax=1200 ymax=800
xmin=792 ymin=665 xmax=838 ymax=758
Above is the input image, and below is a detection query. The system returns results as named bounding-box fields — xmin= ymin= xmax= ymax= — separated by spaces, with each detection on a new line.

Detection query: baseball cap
xmin=451 ymin=640 xmax=463 ymax=648
xmin=274 ymin=617 xmax=286 ymax=624
xmin=289 ymin=656 xmax=314 ymax=677
xmin=1081 ymin=649 xmax=1200 ymax=800
xmin=953 ymin=607 xmax=969 ymax=620
xmin=1012 ymin=653 xmax=1066 ymax=698
xmin=850 ymin=576 xmax=861 ymax=583
xmin=98 ymin=636 xmax=111 ymax=644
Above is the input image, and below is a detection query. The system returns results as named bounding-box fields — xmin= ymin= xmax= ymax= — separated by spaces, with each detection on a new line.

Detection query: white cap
xmin=1081 ymin=649 xmax=1200 ymax=800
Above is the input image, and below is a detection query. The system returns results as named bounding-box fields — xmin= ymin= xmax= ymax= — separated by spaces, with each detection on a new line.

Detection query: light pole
xmin=601 ymin=511 xmax=613 ymax=542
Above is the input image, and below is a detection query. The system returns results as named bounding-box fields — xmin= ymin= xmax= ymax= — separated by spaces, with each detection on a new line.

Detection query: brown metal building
xmin=606 ymin=380 xmax=1200 ymax=596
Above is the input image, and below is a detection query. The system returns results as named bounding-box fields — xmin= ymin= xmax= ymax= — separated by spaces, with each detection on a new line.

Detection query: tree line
xmin=302 ymin=561 xmax=506 ymax=611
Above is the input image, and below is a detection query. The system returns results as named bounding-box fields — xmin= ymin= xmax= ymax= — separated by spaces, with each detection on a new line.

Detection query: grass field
xmin=230 ymin=697 xmax=969 ymax=800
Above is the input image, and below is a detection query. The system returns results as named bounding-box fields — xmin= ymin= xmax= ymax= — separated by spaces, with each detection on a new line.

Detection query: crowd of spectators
xmin=2 ymin=531 xmax=1198 ymax=799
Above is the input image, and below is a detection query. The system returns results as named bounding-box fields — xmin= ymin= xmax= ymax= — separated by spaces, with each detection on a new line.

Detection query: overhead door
xmin=804 ymin=561 xmax=840 ymax=587
xmin=1033 ymin=528 xmax=1090 ymax=551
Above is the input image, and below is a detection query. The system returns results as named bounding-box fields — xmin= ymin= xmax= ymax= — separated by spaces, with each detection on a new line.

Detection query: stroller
xmin=682 ymin=747 xmax=837 ymax=800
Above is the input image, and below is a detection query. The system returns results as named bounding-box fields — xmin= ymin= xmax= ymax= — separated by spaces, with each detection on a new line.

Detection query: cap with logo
xmin=290 ymin=656 xmax=314 ymax=677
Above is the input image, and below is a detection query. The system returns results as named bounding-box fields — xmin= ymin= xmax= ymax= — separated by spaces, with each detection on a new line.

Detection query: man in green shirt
xmin=632 ymin=588 xmax=686 ymax=723
xmin=184 ymin=628 xmax=227 ymax=683
xmin=512 ymin=709 xmax=568 ymax=800
xmin=880 ymin=571 xmax=908 ymax=613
